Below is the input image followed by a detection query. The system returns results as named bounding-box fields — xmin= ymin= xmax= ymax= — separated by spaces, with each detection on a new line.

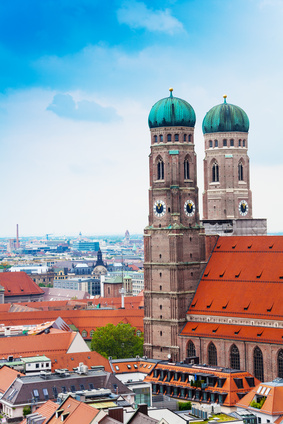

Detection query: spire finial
xmin=223 ymin=94 xmax=227 ymax=104
xmin=169 ymin=87 xmax=173 ymax=98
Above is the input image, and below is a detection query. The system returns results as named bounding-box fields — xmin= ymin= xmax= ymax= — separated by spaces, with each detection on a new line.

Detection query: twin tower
xmin=143 ymin=89 xmax=266 ymax=361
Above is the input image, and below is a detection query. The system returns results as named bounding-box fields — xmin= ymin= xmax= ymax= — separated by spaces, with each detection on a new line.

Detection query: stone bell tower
xmin=143 ymin=89 xmax=206 ymax=361
xmin=202 ymin=95 xmax=266 ymax=235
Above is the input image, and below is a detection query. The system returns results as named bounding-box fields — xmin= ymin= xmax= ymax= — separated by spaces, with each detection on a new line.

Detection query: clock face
xmin=154 ymin=200 xmax=166 ymax=217
xmin=239 ymin=200 xmax=248 ymax=216
xmin=184 ymin=199 xmax=195 ymax=217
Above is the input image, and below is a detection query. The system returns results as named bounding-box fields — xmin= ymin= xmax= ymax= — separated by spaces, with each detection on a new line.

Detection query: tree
xmin=90 ymin=322 xmax=144 ymax=359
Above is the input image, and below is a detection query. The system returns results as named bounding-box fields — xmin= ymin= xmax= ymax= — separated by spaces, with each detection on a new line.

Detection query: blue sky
xmin=0 ymin=0 xmax=282 ymax=237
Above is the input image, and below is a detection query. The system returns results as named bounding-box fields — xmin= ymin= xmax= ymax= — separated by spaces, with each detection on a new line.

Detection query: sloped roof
xmin=20 ymin=400 xmax=58 ymax=424
xmin=236 ymin=379 xmax=283 ymax=415
xmin=0 ymin=309 xmax=144 ymax=334
xmin=187 ymin=236 xmax=283 ymax=320
xmin=145 ymin=362 xmax=259 ymax=407
xmin=0 ymin=365 xmax=24 ymax=394
xmin=0 ymin=331 xmax=76 ymax=357
xmin=0 ymin=272 xmax=44 ymax=296
xmin=47 ymin=351 xmax=111 ymax=372
xmin=46 ymin=396 xmax=99 ymax=424
xmin=181 ymin=322 xmax=283 ymax=344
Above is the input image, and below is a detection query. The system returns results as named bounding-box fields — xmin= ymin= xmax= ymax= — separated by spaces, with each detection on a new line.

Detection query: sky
xmin=0 ymin=0 xmax=282 ymax=237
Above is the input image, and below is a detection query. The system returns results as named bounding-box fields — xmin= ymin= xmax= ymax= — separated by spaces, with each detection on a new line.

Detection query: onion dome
xmin=148 ymin=88 xmax=196 ymax=129
xmin=202 ymin=95 xmax=249 ymax=134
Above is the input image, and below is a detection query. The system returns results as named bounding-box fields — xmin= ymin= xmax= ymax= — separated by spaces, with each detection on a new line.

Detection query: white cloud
xmin=47 ymin=93 xmax=121 ymax=122
xmin=117 ymin=1 xmax=184 ymax=34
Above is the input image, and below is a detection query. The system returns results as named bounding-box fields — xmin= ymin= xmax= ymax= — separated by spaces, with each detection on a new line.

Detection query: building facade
xmin=144 ymin=89 xmax=207 ymax=362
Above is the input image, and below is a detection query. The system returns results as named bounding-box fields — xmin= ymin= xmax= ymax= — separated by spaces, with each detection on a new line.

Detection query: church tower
xmin=144 ymin=89 xmax=206 ymax=361
xmin=202 ymin=96 xmax=267 ymax=235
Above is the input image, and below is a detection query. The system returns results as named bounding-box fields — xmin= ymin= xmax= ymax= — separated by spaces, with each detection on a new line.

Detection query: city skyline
xmin=0 ymin=0 xmax=282 ymax=236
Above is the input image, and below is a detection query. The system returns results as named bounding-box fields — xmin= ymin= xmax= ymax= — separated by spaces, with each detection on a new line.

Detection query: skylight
xmin=257 ymin=386 xmax=263 ymax=394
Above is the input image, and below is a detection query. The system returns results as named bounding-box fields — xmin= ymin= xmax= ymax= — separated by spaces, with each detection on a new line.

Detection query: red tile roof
xmin=145 ymin=362 xmax=260 ymax=407
xmin=237 ymin=381 xmax=283 ymax=415
xmin=187 ymin=236 xmax=283 ymax=320
xmin=181 ymin=322 xmax=283 ymax=344
xmin=20 ymin=400 xmax=59 ymax=424
xmin=0 ymin=365 xmax=24 ymax=394
xmin=0 ymin=309 xmax=144 ymax=335
xmin=0 ymin=331 xmax=76 ymax=357
xmin=47 ymin=395 xmax=99 ymax=424
xmin=48 ymin=351 xmax=111 ymax=372
xmin=0 ymin=272 xmax=44 ymax=296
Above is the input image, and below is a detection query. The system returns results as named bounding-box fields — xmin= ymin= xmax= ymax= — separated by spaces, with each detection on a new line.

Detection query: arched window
xmin=174 ymin=134 xmax=179 ymax=141
xmin=183 ymin=134 xmax=187 ymax=141
xmin=238 ymin=161 xmax=243 ymax=181
xmin=254 ymin=347 xmax=264 ymax=381
xmin=187 ymin=340 xmax=196 ymax=358
xmin=238 ymin=139 xmax=242 ymax=147
xmin=208 ymin=342 xmax=217 ymax=366
xmin=209 ymin=140 xmax=213 ymax=148
xmin=167 ymin=134 xmax=172 ymax=142
xmin=214 ymin=140 xmax=218 ymax=147
xmin=107 ymin=287 xmax=110 ymax=295
xmin=81 ymin=330 xmax=87 ymax=338
xmin=184 ymin=160 xmax=190 ymax=180
xmin=188 ymin=134 xmax=192 ymax=142
xmin=230 ymin=344 xmax=240 ymax=369
xmin=243 ymin=139 xmax=246 ymax=147
xmin=278 ymin=350 xmax=283 ymax=378
xmin=230 ymin=139 xmax=234 ymax=147
xmin=212 ymin=162 xmax=219 ymax=182
xmin=223 ymin=139 xmax=227 ymax=147
xmin=157 ymin=159 xmax=164 ymax=180
xmin=160 ymin=135 xmax=163 ymax=142
xmin=154 ymin=135 xmax=157 ymax=143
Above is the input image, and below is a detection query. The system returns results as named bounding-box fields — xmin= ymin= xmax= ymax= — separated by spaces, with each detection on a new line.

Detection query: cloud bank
xmin=47 ymin=93 xmax=121 ymax=122
xmin=117 ymin=1 xmax=184 ymax=34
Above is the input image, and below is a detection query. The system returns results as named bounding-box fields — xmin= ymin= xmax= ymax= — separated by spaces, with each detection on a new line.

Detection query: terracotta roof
xmin=20 ymin=400 xmax=58 ymax=424
xmin=47 ymin=351 xmax=111 ymax=372
xmin=0 ymin=331 xmax=76 ymax=357
xmin=145 ymin=362 xmax=260 ymax=407
xmin=181 ymin=321 xmax=283 ymax=344
xmin=110 ymin=359 xmax=156 ymax=375
xmin=236 ymin=379 xmax=283 ymax=415
xmin=0 ymin=309 xmax=144 ymax=335
xmin=188 ymin=236 xmax=283 ymax=320
xmin=46 ymin=395 xmax=99 ymax=424
xmin=0 ymin=365 xmax=24 ymax=394
xmin=0 ymin=272 xmax=44 ymax=296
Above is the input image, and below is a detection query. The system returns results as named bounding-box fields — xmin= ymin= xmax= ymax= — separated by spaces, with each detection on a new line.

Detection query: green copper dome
xmin=148 ymin=89 xmax=196 ymax=129
xmin=202 ymin=96 xmax=249 ymax=134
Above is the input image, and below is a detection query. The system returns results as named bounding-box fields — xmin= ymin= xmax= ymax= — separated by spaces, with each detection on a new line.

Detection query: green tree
xmin=90 ymin=322 xmax=144 ymax=359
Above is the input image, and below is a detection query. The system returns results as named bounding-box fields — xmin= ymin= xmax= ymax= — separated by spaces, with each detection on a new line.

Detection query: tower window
xmin=157 ymin=159 xmax=164 ymax=180
xmin=160 ymin=305 xmax=162 ymax=310
xmin=167 ymin=134 xmax=172 ymax=142
xmin=243 ymin=139 xmax=246 ymax=147
xmin=278 ymin=350 xmax=283 ymax=378
xmin=214 ymin=140 xmax=218 ymax=147
xmin=230 ymin=139 xmax=234 ymax=147
xmin=188 ymin=134 xmax=192 ymax=142
xmin=209 ymin=140 xmax=213 ymax=148
xmin=223 ymin=139 xmax=227 ymax=147
xmin=160 ymin=272 xmax=162 ymax=277
xmin=154 ymin=135 xmax=157 ymax=143
xmin=174 ymin=134 xmax=179 ymax=141
xmin=160 ymin=134 xmax=163 ymax=142
xmin=160 ymin=331 xmax=162 ymax=336
xmin=184 ymin=160 xmax=190 ymax=180
xmin=183 ymin=134 xmax=187 ymax=141
xmin=238 ymin=161 xmax=243 ymax=181
xmin=212 ymin=162 xmax=219 ymax=182
xmin=238 ymin=139 xmax=241 ymax=147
